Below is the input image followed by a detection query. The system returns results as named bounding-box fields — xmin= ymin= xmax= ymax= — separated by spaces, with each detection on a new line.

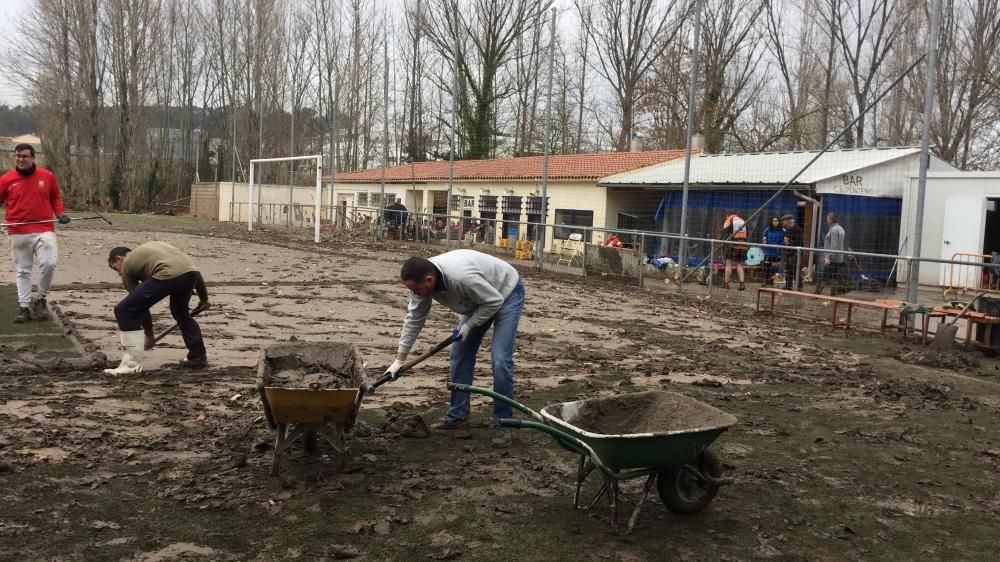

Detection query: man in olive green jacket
xmin=105 ymin=241 xmax=209 ymax=375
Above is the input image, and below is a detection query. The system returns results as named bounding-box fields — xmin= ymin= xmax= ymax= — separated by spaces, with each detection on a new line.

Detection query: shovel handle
xmin=152 ymin=302 xmax=208 ymax=343
xmin=0 ymin=214 xmax=113 ymax=228
xmin=367 ymin=333 xmax=458 ymax=391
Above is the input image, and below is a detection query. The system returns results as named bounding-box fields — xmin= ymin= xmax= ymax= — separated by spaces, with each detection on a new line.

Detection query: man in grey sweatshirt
xmin=815 ymin=213 xmax=850 ymax=295
xmin=387 ymin=249 xmax=525 ymax=448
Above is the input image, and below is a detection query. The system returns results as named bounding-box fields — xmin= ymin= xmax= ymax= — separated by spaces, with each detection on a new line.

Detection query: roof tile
xmin=330 ymin=150 xmax=689 ymax=183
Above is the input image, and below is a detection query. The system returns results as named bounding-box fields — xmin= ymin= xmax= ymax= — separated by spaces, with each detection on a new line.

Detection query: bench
xmin=923 ymin=306 xmax=1000 ymax=348
xmin=756 ymin=287 xmax=901 ymax=332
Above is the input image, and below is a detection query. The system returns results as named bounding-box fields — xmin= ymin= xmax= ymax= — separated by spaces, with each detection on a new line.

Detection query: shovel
xmin=0 ymin=213 xmax=113 ymax=228
xmin=931 ymin=291 xmax=987 ymax=349
xmin=152 ymin=302 xmax=209 ymax=344
xmin=363 ymin=333 xmax=459 ymax=393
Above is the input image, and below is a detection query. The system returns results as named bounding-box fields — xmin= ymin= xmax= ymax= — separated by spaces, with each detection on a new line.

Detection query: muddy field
xmin=2 ymin=215 xmax=1000 ymax=561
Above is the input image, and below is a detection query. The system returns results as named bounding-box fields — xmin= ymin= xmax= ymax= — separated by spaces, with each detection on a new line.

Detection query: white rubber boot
xmin=103 ymin=330 xmax=145 ymax=375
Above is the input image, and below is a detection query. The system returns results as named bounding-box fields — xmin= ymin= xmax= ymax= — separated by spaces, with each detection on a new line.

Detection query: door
xmin=939 ymin=196 xmax=985 ymax=286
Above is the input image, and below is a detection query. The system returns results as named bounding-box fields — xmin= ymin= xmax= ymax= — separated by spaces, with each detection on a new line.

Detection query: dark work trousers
xmin=815 ymin=262 xmax=850 ymax=295
xmin=114 ymin=271 xmax=206 ymax=360
xmin=783 ymin=251 xmax=801 ymax=290
xmin=762 ymin=256 xmax=781 ymax=286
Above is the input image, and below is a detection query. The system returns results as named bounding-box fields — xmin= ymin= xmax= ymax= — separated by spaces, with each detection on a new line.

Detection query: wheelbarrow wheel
xmin=657 ymin=449 xmax=723 ymax=515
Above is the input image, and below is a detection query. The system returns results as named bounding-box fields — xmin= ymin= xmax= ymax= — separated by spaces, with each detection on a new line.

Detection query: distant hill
xmin=0 ymin=105 xmax=36 ymax=136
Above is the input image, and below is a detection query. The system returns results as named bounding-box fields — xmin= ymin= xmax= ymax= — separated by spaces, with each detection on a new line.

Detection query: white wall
xmin=332 ymin=179 xmax=611 ymax=250
xmin=901 ymin=172 xmax=1000 ymax=285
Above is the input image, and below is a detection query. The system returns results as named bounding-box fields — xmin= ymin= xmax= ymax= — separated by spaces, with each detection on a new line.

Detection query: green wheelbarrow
xmin=449 ymin=383 xmax=738 ymax=533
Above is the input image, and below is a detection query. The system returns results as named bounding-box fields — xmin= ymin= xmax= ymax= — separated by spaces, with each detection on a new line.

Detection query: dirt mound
xmin=551 ymin=390 xmax=737 ymax=435
xmin=891 ymin=350 xmax=981 ymax=371
xmin=257 ymin=342 xmax=367 ymax=389
xmin=381 ymin=402 xmax=430 ymax=438
xmin=0 ymin=352 xmax=108 ymax=376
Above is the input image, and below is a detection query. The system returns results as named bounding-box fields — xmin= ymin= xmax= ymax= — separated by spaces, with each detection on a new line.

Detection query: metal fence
xmin=223 ymin=200 xmax=1000 ymax=344
xmin=230 ymin=201 xmax=978 ymax=299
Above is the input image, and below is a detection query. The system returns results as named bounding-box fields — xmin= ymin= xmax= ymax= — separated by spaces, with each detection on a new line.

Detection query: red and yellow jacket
xmin=0 ymin=167 xmax=65 ymax=235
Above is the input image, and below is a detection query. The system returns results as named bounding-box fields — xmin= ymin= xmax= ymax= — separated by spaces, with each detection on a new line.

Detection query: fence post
xmin=708 ymin=240 xmax=715 ymax=294
xmin=639 ymin=233 xmax=646 ymax=288
xmin=581 ymin=232 xmax=587 ymax=276
xmin=795 ymin=247 xmax=802 ymax=292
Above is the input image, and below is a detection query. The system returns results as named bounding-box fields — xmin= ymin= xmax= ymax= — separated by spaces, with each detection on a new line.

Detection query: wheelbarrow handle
xmin=447 ymin=382 xmax=545 ymax=422
xmin=366 ymin=333 xmax=459 ymax=392
xmin=497 ymin=418 xmax=615 ymax=479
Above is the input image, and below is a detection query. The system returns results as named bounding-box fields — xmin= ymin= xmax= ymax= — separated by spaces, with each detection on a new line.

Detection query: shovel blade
xmin=931 ymin=324 xmax=959 ymax=348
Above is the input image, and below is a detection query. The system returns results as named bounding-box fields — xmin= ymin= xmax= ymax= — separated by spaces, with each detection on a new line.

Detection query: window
xmin=554 ymin=209 xmax=594 ymax=240
xmin=501 ymin=196 xmax=522 ymax=214
xmin=479 ymin=195 xmax=498 ymax=213
xmin=356 ymin=193 xmax=368 ymax=207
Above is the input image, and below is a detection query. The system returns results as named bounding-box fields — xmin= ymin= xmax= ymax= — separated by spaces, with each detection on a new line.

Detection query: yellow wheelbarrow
xmin=257 ymin=342 xmax=368 ymax=476
xmin=258 ymin=335 xmax=456 ymax=476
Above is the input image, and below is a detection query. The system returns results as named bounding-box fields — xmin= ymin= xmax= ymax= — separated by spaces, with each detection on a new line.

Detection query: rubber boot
xmin=103 ymin=330 xmax=145 ymax=375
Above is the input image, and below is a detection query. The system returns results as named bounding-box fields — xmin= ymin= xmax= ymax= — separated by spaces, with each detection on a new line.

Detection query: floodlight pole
xmin=447 ymin=32 xmax=459 ymax=245
xmin=537 ymin=7 xmax=556 ymax=267
xmin=906 ymin=0 xmax=941 ymax=304
xmin=677 ymin=0 xmax=703 ymax=273
xmin=380 ymin=26 xmax=389 ymax=241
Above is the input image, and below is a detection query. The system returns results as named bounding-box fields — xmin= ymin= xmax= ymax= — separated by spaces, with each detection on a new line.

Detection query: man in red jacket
xmin=0 ymin=144 xmax=69 ymax=323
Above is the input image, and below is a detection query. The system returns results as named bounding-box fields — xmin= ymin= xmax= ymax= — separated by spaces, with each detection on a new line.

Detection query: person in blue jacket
xmin=761 ymin=216 xmax=785 ymax=286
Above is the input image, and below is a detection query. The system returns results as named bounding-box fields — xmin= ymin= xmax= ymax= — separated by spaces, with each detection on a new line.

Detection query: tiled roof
xmin=330 ymin=150 xmax=689 ymax=183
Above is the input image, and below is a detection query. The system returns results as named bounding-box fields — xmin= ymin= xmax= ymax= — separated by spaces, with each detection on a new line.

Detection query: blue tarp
xmin=821 ymin=194 xmax=901 ymax=216
xmin=654 ymin=190 xmax=799 ymax=220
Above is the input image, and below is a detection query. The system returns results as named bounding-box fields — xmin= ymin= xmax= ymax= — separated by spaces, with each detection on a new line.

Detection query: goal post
xmin=248 ymin=154 xmax=324 ymax=243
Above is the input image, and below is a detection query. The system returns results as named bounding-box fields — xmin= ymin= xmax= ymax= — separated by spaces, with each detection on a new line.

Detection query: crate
xmin=515 ymin=250 xmax=534 ymax=260
xmin=516 ymin=240 xmax=534 ymax=251
xmin=498 ymin=238 xmax=509 ymax=248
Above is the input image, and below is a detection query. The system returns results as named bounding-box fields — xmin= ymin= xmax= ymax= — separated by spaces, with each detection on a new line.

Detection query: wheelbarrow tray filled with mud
xmin=539 ymin=391 xmax=737 ymax=472
xmin=257 ymin=342 xmax=368 ymax=476
xmin=450 ymin=385 xmax=737 ymax=532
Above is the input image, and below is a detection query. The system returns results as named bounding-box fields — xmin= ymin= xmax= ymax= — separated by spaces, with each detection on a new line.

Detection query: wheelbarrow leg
xmin=271 ymin=423 xmax=287 ymax=476
xmin=573 ymin=456 xmax=597 ymax=509
xmin=608 ymin=479 xmax=619 ymax=532
xmin=625 ymin=474 xmax=657 ymax=534
xmin=574 ymin=457 xmax=611 ymax=512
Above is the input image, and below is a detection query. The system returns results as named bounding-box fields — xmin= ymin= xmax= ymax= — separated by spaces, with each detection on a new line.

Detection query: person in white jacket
xmin=387 ymin=249 xmax=525 ymax=448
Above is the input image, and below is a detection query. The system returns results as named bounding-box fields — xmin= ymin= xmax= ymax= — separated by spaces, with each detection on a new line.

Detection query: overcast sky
xmin=0 ymin=0 xmax=29 ymax=105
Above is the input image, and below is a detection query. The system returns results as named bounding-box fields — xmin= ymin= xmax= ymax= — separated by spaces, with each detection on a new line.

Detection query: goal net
xmin=246 ymin=155 xmax=325 ymax=243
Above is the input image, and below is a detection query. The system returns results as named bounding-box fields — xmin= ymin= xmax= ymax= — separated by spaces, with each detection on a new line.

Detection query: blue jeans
xmin=446 ymin=279 xmax=524 ymax=423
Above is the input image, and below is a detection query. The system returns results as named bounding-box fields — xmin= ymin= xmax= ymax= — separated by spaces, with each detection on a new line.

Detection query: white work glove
xmin=452 ymin=323 xmax=471 ymax=342
xmin=385 ymin=359 xmax=406 ymax=380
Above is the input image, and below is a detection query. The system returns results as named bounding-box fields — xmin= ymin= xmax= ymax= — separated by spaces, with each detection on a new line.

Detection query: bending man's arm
xmin=194 ymin=272 xmax=209 ymax=306
xmin=396 ymin=294 xmax=432 ymax=360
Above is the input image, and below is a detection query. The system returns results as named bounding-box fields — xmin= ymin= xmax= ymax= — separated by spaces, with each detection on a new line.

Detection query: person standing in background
xmin=0 ymin=144 xmax=69 ymax=323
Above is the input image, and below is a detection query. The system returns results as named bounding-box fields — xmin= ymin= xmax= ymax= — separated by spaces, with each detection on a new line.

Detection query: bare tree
xmin=928 ymin=0 xmax=1000 ymax=168
xmin=424 ymin=0 xmax=551 ymax=160
xmin=578 ymin=0 xmax=688 ymax=152
xmin=696 ymin=0 xmax=768 ymax=153
xmin=827 ymin=0 xmax=909 ymax=148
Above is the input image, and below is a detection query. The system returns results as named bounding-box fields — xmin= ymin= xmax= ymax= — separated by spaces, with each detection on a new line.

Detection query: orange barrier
xmin=944 ymin=253 xmax=999 ymax=299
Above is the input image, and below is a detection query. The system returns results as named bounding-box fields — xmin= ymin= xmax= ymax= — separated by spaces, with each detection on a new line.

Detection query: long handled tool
xmin=153 ymin=302 xmax=209 ymax=344
xmin=0 ymin=213 xmax=113 ymax=228
xmin=931 ymin=290 xmax=988 ymax=349
xmin=364 ymin=333 xmax=458 ymax=393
